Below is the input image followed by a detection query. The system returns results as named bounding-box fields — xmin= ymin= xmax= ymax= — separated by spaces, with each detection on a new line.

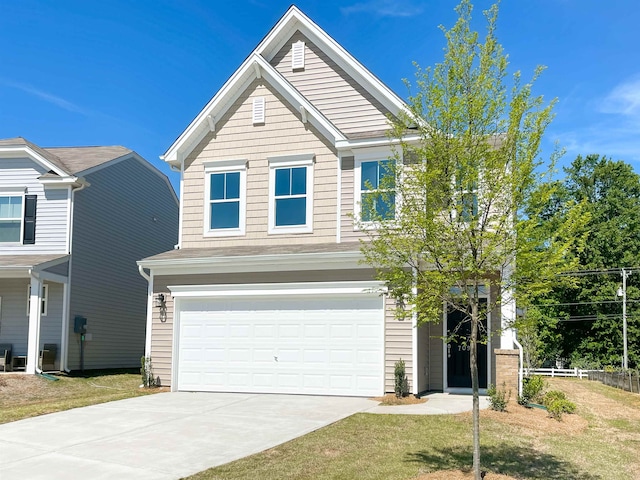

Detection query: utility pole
xmin=619 ymin=268 xmax=630 ymax=370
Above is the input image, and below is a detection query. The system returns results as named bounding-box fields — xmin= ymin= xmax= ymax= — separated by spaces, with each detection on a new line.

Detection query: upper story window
xmin=455 ymin=166 xmax=479 ymax=222
xmin=203 ymin=160 xmax=247 ymax=237
xmin=268 ymin=154 xmax=314 ymax=234
xmin=354 ymin=150 xmax=397 ymax=225
xmin=0 ymin=195 xmax=23 ymax=243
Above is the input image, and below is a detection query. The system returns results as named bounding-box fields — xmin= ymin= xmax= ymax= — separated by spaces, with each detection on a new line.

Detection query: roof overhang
xmin=138 ymin=250 xmax=367 ymax=276
xmin=0 ymin=144 xmax=72 ymax=179
xmin=162 ymin=53 xmax=347 ymax=166
xmin=0 ymin=254 xmax=69 ymax=279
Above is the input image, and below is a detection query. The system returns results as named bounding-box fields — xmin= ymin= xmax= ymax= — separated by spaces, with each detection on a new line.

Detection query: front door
xmin=446 ymin=299 xmax=488 ymax=389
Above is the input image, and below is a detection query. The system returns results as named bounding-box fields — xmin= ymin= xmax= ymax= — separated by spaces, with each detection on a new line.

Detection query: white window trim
xmin=0 ymin=190 xmax=25 ymax=245
xmin=27 ymin=283 xmax=48 ymax=317
xmin=268 ymin=153 xmax=314 ymax=234
xmin=203 ymin=159 xmax=247 ymax=237
xmin=353 ymin=148 xmax=398 ymax=229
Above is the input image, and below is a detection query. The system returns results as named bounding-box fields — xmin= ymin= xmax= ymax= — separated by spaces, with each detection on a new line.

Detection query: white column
xmin=27 ymin=275 xmax=42 ymax=374
xmin=501 ymin=262 xmax=516 ymax=349
xmin=59 ymin=282 xmax=69 ymax=371
xmin=144 ymin=274 xmax=154 ymax=358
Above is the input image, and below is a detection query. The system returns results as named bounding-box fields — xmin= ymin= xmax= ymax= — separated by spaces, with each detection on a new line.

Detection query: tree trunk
xmin=470 ymin=300 xmax=481 ymax=479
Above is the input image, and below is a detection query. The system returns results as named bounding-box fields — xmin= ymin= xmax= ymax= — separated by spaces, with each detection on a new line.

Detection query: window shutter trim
xmin=23 ymin=194 xmax=37 ymax=244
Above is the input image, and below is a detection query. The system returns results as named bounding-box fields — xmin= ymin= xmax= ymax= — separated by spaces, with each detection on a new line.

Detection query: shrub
xmin=547 ymin=398 xmax=576 ymax=420
xmin=394 ymin=359 xmax=409 ymax=398
xmin=487 ymin=383 xmax=511 ymax=412
xmin=519 ymin=375 xmax=545 ymax=405
xmin=140 ymin=356 xmax=157 ymax=388
xmin=542 ymin=390 xmax=566 ymax=407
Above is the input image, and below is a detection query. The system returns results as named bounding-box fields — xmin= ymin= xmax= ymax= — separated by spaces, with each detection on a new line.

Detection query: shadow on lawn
xmin=408 ymin=444 xmax=601 ymax=480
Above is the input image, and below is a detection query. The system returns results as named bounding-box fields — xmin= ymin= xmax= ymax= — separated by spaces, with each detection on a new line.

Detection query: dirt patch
xmin=372 ymin=393 xmax=427 ymax=406
xmin=478 ymin=400 xmax=588 ymax=436
xmin=413 ymin=469 xmax=517 ymax=480
xmin=0 ymin=374 xmax=52 ymax=402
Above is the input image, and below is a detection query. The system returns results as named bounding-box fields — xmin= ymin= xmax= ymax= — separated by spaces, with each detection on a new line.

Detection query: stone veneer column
xmin=494 ymin=349 xmax=520 ymax=395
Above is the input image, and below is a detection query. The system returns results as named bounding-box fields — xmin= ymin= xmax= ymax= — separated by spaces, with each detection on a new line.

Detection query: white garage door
xmin=176 ymin=291 xmax=384 ymax=396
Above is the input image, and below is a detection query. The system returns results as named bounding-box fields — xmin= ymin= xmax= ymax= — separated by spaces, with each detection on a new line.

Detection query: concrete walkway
xmin=0 ymin=391 xmax=486 ymax=480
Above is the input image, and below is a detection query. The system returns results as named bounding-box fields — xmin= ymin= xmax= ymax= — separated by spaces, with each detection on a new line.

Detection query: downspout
xmin=61 ymin=179 xmax=88 ymax=373
xmin=512 ymin=330 xmax=524 ymax=398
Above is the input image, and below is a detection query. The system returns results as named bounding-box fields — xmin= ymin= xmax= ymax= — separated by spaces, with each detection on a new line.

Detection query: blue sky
xmin=1 ymin=0 xmax=639 ymax=192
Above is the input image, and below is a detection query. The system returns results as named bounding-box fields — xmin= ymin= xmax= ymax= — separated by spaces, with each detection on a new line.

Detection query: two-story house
xmin=0 ymin=137 xmax=178 ymax=374
xmin=138 ymin=6 xmax=516 ymax=396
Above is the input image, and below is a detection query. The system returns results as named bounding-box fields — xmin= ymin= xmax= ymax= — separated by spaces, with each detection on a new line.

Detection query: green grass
xmin=188 ymin=379 xmax=640 ymax=480
xmin=0 ymin=371 xmax=164 ymax=424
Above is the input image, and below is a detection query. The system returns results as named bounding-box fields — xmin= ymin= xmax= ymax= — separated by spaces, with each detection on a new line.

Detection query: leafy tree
xmin=357 ymin=1 xmax=585 ymax=478
xmin=533 ymin=155 xmax=640 ymax=369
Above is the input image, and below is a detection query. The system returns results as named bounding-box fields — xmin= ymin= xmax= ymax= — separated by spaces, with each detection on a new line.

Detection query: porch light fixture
xmin=154 ymin=293 xmax=166 ymax=308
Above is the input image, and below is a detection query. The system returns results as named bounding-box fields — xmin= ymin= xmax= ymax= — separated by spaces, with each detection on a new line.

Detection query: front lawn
xmin=0 ymin=371 xmax=165 ymax=424
xmin=189 ymin=378 xmax=640 ymax=480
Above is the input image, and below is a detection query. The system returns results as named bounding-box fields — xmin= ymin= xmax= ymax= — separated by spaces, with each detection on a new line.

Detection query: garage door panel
xmin=177 ymin=292 xmax=384 ymax=396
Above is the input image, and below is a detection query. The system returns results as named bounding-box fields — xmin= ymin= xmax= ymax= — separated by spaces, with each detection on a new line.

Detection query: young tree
xmin=357 ymin=1 xmax=586 ymax=477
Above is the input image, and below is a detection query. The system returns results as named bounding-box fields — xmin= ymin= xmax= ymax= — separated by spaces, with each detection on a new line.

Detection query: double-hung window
xmin=0 ymin=194 xmax=23 ymax=243
xmin=268 ymin=154 xmax=314 ymax=234
xmin=355 ymin=152 xmax=396 ymax=224
xmin=204 ymin=160 xmax=247 ymax=237
xmin=455 ymin=166 xmax=479 ymax=222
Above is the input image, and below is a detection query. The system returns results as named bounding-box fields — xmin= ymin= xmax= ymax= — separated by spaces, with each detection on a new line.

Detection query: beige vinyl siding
xmin=181 ymin=79 xmax=338 ymax=248
xmin=340 ymin=156 xmax=368 ymax=242
xmin=0 ymin=157 xmax=69 ymax=254
xmin=269 ymin=31 xmax=393 ymax=137
xmin=384 ymin=297 xmax=413 ymax=393
xmin=151 ymin=269 xmax=378 ymax=387
xmin=67 ymin=158 xmax=178 ymax=371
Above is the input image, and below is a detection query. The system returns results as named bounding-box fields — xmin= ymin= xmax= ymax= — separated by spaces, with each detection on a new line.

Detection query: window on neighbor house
xmin=26 ymin=284 xmax=48 ymax=316
xmin=359 ymin=159 xmax=396 ymax=222
xmin=0 ymin=195 xmax=23 ymax=243
xmin=204 ymin=160 xmax=247 ymax=236
xmin=268 ymin=154 xmax=314 ymax=233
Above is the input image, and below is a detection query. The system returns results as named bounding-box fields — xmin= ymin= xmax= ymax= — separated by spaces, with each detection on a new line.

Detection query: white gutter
xmin=512 ymin=331 xmax=524 ymax=397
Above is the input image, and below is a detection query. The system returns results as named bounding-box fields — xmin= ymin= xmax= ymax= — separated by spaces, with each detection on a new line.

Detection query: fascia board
xmin=164 ymin=54 xmax=345 ymax=164
xmin=257 ymin=7 xmax=409 ymax=118
xmin=163 ymin=55 xmax=258 ymax=164
xmin=137 ymin=251 xmax=367 ymax=275
xmin=169 ymin=280 xmax=386 ymax=297
xmin=0 ymin=145 xmax=69 ymax=177
xmin=0 ymin=268 xmax=30 ymax=278
xmin=336 ymin=134 xmax=422 ymax=152
xmin=254 ymin=56 xmax=345 ymax=143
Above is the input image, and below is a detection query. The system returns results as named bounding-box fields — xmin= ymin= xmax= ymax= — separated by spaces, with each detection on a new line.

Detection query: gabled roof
xmin=44 ymin=146 xmax=132 ymax=175
xmin=162 ymin=5 xmax=410 ymax=165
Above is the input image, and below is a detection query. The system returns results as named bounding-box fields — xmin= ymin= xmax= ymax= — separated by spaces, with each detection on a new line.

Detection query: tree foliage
xmin=357 ymin=1 xmax=586 ymax=478
xmin=531 ymin=155 xmax=640 ymax=369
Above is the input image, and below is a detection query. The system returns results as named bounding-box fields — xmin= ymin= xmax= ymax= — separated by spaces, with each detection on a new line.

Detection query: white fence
xmin=523 ymin=367 xmax=592 ymax=379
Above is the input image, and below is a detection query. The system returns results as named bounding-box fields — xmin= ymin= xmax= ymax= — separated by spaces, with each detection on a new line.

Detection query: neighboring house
xmin=0 ymin=137 xmax=178 ymax=374
xmin=138 ymin=6 xmax=516 ymax=396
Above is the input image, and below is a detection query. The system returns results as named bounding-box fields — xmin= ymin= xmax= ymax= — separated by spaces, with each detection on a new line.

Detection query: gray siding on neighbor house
xmin=0 ymin=157 xmax=69 ymax=254
xmin=0 ymin=278 xmax=63 ymax=358
xmin=181 ymin=79 xmax=339 ymax=249
xmin=150 ymin=269 xmax=379 ymax=387
xmin=269 ymin=31 xmax=393 ymax=137
xmin=67 ymin=157 xmax=178 ymax=371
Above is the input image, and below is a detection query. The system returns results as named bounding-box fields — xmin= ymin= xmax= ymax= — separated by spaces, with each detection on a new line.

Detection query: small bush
xmin=394 ymin=359 xmax=409 ymax=398
xmin=519 ymin=375 xmax=545 ymax=404
xmin=542 ymin=390 xmax=566 ymax=407
xmin=487 ymin=383 xmax=511 ymax=412
xmin=140 ymin=356 xmax=157 ymax=388
xmin=547 ymin=398 xmax=576 ymax=420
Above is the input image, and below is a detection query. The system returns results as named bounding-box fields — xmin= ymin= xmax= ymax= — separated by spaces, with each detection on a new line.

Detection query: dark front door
xmin=446 ymin=299 xmax=488 ymax=389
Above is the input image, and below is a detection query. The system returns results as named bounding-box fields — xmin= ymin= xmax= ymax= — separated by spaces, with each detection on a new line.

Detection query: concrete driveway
xmin=0 ymin=392 xmax=375 ymax=480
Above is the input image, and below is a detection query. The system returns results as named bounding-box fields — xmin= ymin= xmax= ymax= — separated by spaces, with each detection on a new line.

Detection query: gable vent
xmin=292 ymin=40 xmax=305 ymax=70
xmin=253 ymin=97 xmax=265 ymax=124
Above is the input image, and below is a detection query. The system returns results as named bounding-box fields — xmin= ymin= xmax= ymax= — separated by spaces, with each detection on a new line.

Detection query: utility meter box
xmin=74 ymin=316 xmax=87 ymax=334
